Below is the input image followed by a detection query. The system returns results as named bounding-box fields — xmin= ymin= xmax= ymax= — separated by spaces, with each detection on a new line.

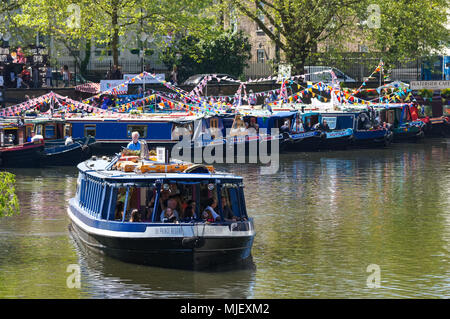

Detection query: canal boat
xmin=27 ymin=117 xmax=97 ymax=166
xmin=282 ymin=111 xmax=354 ymax=151
xmin=40 ymin=136 xmax=96 ymax=166
xmin=67 ymin=152 xmax=255 ymax=270
xmin=320 ymin=110 xmax=393 ymax=148
xmin=65 ymin=113 xmax=201 ymax=155
xmin=0 ymin=120 xmax=44 ymax=167
xmin=419 ymin=115 xmax=450 ymax=137
xmin=373 ymin=103 xmax=425 ymax=141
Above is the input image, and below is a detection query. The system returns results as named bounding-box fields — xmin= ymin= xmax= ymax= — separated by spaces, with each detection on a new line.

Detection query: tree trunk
xmin=111 ymin=4 xmax=119 ymax=66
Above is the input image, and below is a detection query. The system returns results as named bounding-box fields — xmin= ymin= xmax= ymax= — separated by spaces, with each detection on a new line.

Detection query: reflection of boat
xmin=68 ymin=229 xmax=256 ymax=298
xmin=0 ymin=121 xmax=44 ymax=167
xmin=67 ymin=153 xmax=255 ymax=270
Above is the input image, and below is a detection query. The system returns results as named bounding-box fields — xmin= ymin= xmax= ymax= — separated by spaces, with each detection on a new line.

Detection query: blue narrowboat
xmin=65 ymin=114 xmax=200 ymax=155
xmin=67 ymin=154 xmax=255 ymax=270
xmin=28 ymin=117 xmax=96 ymax=166
xmin=318 ymin=111 xmax=393 ymax=147
xmin=282 ymin=111 xmax=354 ymax=151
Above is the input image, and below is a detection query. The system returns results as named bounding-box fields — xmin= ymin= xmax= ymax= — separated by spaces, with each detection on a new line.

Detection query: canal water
xmin=0 ymin=139 xmax=449 ymax=298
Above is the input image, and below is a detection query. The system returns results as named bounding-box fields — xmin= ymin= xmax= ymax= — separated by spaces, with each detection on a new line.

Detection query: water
xmin=0 ymin=139 xmax=449 ymax=298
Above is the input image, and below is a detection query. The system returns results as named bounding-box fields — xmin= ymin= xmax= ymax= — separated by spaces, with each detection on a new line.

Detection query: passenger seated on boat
xmin=181 ymin=205 xmax=196 ymax=222
xmin=315 ymin=120 xmax=330 ymax=132
xmin=221 ymin=197 xmax=237 ymax=222
xmin=127 ymin=131 xmax=141 ymax=151
xmin=202 ymin=198 xmax=221 ymax=223
xmin=280 ymin=121 xmax=290 ymax=134
xmin=160 ymin=198 xmax=180 ymax=222
xmin=129 ymin=209 xmax=142 ymax=222
xmin=115 ymin=201 xmax=124 ymax=221
xmin=162 ymin=207 xmax=178 ymax=223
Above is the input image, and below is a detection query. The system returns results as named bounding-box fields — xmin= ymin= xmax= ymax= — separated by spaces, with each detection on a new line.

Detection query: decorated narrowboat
xmin=0 ymin=119 xmax=44 ymax=167
xmin=373 ymin=103 xmax=425 ymax=141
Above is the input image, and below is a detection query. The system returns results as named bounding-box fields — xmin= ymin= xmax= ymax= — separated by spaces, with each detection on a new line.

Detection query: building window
xmin=257 ymin=49 xmax=266 ymax=63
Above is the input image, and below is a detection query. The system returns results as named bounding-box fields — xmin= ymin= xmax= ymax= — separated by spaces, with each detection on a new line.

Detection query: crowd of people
xmin=114 ymin=187 xmax=243 ymax=225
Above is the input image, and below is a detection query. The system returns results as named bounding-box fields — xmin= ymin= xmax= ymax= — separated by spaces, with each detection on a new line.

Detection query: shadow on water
xmin=68 ymin=226 xmax=257 ymax=299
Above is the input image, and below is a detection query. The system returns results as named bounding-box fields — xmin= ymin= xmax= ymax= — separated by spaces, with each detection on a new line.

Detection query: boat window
xmin=321 ymin=116 xmax=337 ymax=129
xmin=112 ymin=185 xmax=158 ymax=222
xmin=44 ymin=125 xmax=56 ymax=139
xmin=25 ymin=126 xmax=32 ymax=141
xmin=127 ymin=125 xmax=147 ymax=139
xmin=386 ymin=110 xmax=395 ymax=124
xmin=4 ymin=128 xmax=18 ymax=145
xmin=0 ymin=130 xmax=4 ymax=146
xmin=230 ymin=115 xmax=248 ymax=136
xmin=64 ymin=124 xmax=72 ymax=137
xmin=171 ymin=122 xmax=193 ymax=140
xmin=109 ymin=181 xmax=247 ymax=223
xmin=84 ymin=124 xmax=96 ymax=137
xmin=35 ymin=124 xmax=43 ymax=136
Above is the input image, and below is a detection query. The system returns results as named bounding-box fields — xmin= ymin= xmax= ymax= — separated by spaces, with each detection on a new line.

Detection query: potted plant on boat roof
xmin=416 ymin=89 xmax=434 ymax=117
xmin=129 ymin=109 xmax=142 ymax=117
xmin=440 ymin=88 xmax=450 ymax=103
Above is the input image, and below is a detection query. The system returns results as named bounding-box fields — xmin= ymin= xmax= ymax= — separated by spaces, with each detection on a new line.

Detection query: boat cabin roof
xmin=78 ymin=158 xmax=242 ymax=183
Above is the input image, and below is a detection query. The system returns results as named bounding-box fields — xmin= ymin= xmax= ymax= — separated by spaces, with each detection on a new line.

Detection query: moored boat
xmin=67 ymin=152 xmax=255 ymax=270
xmin=0 ymin=120 xmax=44 ymax=167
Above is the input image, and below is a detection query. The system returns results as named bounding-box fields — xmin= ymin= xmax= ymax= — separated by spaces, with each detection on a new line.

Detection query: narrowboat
xmin=28 ymin=117 xmax=97 ymax=166
xmin=373 ymin=103 xmax=425 ymax=141
xmin=319 ymin=110 xmax=393 ymax=148
xmin=67 ymin=152 xmax=255 ymax=270
xmin=65 ymin=113 xmax=201 ymax=155
xmin=282 ymin=111 xmax=354 ymax=151
xmin=0 ymin=120 xmax=44 ymax=167
xmin=419 ymin=115 xmax=450 ymax=137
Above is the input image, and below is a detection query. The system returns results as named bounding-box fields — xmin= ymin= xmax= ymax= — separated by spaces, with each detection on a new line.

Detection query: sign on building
xmin=410 ymin=81 xmax=450 ymax=90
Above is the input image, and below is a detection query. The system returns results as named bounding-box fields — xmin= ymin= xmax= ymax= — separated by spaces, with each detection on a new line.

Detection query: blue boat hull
xmin=68 ymin=202 xmax=255 ymax=270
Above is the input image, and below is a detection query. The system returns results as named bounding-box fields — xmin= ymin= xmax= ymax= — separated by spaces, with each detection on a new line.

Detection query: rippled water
xmin=0 ymin=139 xmax=449 ymax=298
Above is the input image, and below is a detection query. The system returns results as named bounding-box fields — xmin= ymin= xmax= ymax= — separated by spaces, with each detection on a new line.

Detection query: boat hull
xmin=68 ymin=203 xmax=255 ymax=270
xmin=0 ymin=142 xmax=44 ymax=167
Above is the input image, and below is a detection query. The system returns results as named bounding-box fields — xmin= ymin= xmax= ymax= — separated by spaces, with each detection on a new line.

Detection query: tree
xmin=161 ymin=30 xmax=252 ymax=82
xmin=227 ymin=0 xmax=362 ymax=73
xmin=0 ymin=172 xmax=19 ymax=217
xmin=361 ymin=0 xmax=449 ymax=65
xmin=11 ymin=0 xmax=217 ymax=68
xmin=228 ymin=0 xmax=449 ymax=74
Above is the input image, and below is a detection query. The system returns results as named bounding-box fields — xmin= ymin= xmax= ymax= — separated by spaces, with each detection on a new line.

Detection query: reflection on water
xmin=0 ymin=139 xmax=449 ymax=298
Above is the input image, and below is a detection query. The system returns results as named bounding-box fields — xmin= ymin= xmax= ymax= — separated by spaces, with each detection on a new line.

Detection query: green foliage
xmin=418 ymin=89 xmax=434 ymax=99
xmin=9 ymin=0 xmax=216 ymax=66
xmin=440 ymin=88 xmax=450 ymax=98
xmin=362 ymin=0 xmax=450 ymax=66
xmin=230 ymin=0 xmax=449 ymax=72
xmin=160 ymin=30 xmax=252 ymax=82
xmin=0 ymin=172 xmax=20 ymax=217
